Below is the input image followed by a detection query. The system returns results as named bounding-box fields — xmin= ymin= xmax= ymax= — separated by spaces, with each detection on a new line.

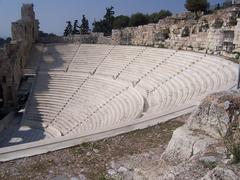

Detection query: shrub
xmin=129 ymin=13 xmax=148 ymax=27
xmin=185 ymin=0 xmax=209 ymax=18
xmin=113 ymin=15 xmax=130 ymax=29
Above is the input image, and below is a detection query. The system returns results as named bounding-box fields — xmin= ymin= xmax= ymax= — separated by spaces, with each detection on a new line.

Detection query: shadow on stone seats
xmin=0 ymin=44 xmax=66 ymax=147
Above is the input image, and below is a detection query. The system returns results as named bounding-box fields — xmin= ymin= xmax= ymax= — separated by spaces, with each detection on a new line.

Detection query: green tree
xmin=129 ymin=13 xmax=148 ymax=27
xmin=0 ymin=37 xmax=11 ymax=47
xmin=103 ymin=6 xmax=115 ymax=35
xmin=147 ymin=13 xmax=160 ymax=23
xmin=39 ymin=31 xmax=58 ymax=37
xmin=113 ymin=15 xmax=130 ymax=29
xmin=73 ymin=20 xmax=80 ymax=34
xmin=158 ymin=10 xmax=172 ymax=19
xmin=148 ymin=10 xmax=172 ymax=23
xmin=92 ymin=20 xmax=109 ymax=34
xmin=92 ymin=20 xmax=104 ymax=33
xmin=92 ymin=6 xmax=115 ymax=36
xmin=80 ymin=15 xmax=89 ymax=34
xmin=185 ymin=0 xmax=209 ymax=18
xmin=63 ymin=21 xmax=73 ymax=36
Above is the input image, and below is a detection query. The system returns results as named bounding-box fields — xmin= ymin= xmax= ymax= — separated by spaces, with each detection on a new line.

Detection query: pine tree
xmin=73 ymin=20 xmax=80 ymax=34
xmin=80 ymin=15 xmax=89 ymax=34
xmin=92 ymin=6 xmax=115 ymax=36
xmin=63 ymin=21 xmax=73 ymax=36
xmin=103 ymin=6 xmax=115 ymax=36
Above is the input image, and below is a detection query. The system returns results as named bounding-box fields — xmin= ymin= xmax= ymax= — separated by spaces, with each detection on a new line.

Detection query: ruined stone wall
xmin=112 ymin=6 xmax=240 ymax=57
xmin=38 ymin=33 xmax=115 ymax=44
xmin=0 ymin=4 xmax=39 ymax=111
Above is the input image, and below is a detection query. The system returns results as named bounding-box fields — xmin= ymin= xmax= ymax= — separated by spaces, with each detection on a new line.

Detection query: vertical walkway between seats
xmin=44 ymin=74 xmax=92 ymax=131
xmin=134 ymin=50 xmax=178 ymax=86
xmin=114 ymin=47 xmax=148 ymax=79
xmin=91 ymin=45 xmax=116 ymax=75
xmin=65 ymin=44 xmax=82 ymax=72
xmin=147 ymin=54 xmax=206 ymax=95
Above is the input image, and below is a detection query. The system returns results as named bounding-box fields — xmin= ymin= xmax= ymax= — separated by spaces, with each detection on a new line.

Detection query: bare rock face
xmin=188 ymin=91 xmax=240 ymax=139
xmin=163 ymin=91 xmax=240 ymax=164
xmin=161 ymin=91 xmax=240 ymax=164
xmin=201 ymin=166 xmax=239 ymax=180
xmin=107 ymin=91 xmax=240 ymax=180
xmin=161 ymin=125 xmax=217 ymax=164
xmin=155 ymin=91 xmax=240 ymax=179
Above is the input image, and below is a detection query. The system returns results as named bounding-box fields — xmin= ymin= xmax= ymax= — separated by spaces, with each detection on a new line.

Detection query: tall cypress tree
xmin=80 ymin=15 xmax=89 ymax=34
xmin=63 ymin=21 xmax=73 ymax=36
xmin=103 ymin=6 xmax=115 ymax=36
xmin=92 ymin=6 xmax=115 ymax=36
xmin=73 ymin=20 xmax=80 ymax=34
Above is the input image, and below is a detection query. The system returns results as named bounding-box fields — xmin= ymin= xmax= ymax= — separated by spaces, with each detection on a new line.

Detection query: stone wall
xmin=38 ymin=33 xmax=115 ymax=44
xmin=112 ymin=6 xmax=240 ymax=57
xmin=0 ymin=4 xmax=39 ymax=112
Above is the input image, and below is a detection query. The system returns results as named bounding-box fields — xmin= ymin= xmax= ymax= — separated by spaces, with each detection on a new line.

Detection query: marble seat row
xmin=39 ymin=44 xmax=80 ymax=72
xmin=23 ymin=73 xmax=144 ymax=136
xmin=2 ymin=44 xmax=237 ymax=147
xmin=38 ymin=45 xmax=236 ymax=116
xmin=19 ymin=44 xmax=237 ymax=143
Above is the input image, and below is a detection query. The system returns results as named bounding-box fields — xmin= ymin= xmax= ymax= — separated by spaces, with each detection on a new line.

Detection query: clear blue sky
xmin=0 ymin=0 xmax=224 ymax=38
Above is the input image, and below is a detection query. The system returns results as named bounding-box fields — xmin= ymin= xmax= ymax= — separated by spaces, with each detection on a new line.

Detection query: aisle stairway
xmin=0 ymin=43 xmax=237 ymax=147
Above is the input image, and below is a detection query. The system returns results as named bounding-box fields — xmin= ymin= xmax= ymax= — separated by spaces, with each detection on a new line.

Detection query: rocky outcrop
xmin=201 ymin=166 xmax=239 ymax=180
xmin=161 ymin=125 xmax=218 ymax=164
xmin=188 ymin=91 xmax=240 ymax=139
xmin=126 ymin=90 xmax=240 ymax=179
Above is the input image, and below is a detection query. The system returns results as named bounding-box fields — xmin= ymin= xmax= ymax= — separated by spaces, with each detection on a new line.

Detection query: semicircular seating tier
xmin=0 ymin=43 xmax=237 ymax=146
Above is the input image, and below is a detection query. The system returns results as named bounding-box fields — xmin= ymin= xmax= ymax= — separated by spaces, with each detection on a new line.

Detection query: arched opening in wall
xmin=2 ymin=76 xmax=6 ymax=84
xmin=0 ymin=84 xmax=4 ymax=108
xmin=32 ymin=26 xmax=34 ymax=40
xmin=24 ymin=25 xmax=27 ymax=39
xmin=7 ymin=86 xmax=13 ymax=103
xmin=181 ymin=27 xmax=190 ymax=37
xmin=223 ymin=30 xmax=234 ymax=52
xmin=20 ymin=58 xmax=23 ymax=68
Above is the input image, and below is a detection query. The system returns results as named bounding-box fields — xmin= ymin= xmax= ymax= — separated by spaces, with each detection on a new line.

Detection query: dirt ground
xmin=0 ymin=114 xmax=189 ymax=180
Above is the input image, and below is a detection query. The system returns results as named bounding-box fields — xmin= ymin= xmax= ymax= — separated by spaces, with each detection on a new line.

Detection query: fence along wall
xmin=0 ymin=4 xmax=39 ymax=111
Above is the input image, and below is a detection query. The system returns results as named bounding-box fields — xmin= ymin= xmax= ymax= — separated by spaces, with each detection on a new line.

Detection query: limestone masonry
xmin=112 ymin=6 xmax=240 ymax=58
xmin=0 ymin=4 xmax=39 ymax=112
xmin=37 ymin=6 xmax=240 ymax=59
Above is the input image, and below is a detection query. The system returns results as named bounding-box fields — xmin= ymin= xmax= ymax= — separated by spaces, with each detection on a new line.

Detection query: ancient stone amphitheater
xmin=0 ymin=42 xmax=238 ymax=161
